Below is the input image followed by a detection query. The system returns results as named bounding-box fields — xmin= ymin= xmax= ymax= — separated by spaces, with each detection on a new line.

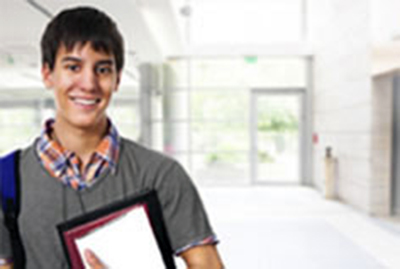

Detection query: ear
xmin=41 ymin=64 xmax=54 ymax=89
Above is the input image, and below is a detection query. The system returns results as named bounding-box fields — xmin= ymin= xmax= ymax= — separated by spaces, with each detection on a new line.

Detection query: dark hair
xmin=41 ymin=7 xmax=124 ymax=72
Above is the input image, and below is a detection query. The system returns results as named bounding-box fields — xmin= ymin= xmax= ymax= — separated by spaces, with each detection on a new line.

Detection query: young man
xmin=0 ymin=7 xmax=223 ymax=269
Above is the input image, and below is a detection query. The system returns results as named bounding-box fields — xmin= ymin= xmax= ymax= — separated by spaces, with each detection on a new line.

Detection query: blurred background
xmin=1 ymin=0 xmax=400 ymax=268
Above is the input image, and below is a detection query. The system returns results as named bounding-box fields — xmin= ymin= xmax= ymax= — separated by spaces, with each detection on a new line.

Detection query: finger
xmin=84 ymin=249 xmax=105 ymax=269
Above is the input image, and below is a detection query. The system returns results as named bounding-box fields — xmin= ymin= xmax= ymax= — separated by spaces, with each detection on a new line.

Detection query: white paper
xmin=75 ymin=205 xmax=165 ymax=269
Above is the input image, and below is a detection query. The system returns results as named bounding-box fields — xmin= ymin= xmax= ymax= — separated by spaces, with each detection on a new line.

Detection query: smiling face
xmin=42 ymin=43 xmax=120 ymax=131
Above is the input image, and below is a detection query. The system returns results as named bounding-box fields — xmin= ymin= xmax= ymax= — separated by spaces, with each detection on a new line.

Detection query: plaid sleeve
xmin=175 ymin=235 xmax=219 ymax=255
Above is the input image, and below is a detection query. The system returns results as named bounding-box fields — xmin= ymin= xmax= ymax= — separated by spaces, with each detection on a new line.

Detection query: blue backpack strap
xmin=0 ymin=150 xmax=26 ymax=269
xmin=1 ymin=150 xmax=21 ymax=216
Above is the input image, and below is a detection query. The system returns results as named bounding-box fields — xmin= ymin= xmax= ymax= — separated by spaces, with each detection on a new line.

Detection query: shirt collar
xmin=36 ymin=118 xmax=120 ymax=177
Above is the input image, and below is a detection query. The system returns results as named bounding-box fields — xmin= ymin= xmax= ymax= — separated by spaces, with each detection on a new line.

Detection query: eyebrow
xmin=61 ymin=57 xmax=114 ymax=66
xmin=96 ymin=60 xmax=114 ymax=66
xmin=61 ymin=56 xmax=82 ymax=63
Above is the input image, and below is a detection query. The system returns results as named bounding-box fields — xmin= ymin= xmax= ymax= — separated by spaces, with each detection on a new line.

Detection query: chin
xmin=68 ymin=115 xmax=106 ymax=130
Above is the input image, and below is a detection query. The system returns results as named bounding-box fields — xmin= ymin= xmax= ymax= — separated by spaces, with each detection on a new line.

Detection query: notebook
xmin=57 ymin=189 xmax=176 ymax=269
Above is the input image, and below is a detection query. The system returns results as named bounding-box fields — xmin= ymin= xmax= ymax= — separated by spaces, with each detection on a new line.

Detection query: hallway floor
xmin=176 ymin=186 xmax=400 ymax=269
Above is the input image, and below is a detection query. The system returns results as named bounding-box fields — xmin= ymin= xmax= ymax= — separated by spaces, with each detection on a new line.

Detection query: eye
xmin=96 ymin=66 xmax=113 ymax=75
xmin=66 ymin=64 xmax=80 ymax=72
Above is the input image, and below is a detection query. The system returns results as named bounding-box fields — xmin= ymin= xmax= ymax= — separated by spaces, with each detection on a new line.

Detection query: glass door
xmin=250 ymin=89 xmax=305 ymax=184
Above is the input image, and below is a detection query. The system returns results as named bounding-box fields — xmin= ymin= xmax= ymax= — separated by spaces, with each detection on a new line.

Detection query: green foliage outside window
xmin=258 ymin=110 xmax=298 ymax=133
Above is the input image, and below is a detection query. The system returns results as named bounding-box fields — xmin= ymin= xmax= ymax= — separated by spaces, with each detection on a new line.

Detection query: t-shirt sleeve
xmin=156 ymin=161 xmax=217 ymax=255
xmin=0 ymin=205 xmax=12 ymax=260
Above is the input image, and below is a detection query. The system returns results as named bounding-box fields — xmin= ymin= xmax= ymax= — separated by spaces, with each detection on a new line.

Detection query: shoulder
xmin=120 ymin=138 xmax=174 ymax=164
xmin=19 ymin=140 xmax=39 ymax=165
xmin=118 ymin=138 xmax=193 ymax=190
xmin=118 ymin=137 xmax=181 ymax=175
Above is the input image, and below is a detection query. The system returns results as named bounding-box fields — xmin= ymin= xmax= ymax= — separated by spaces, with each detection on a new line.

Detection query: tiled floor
xmin=175 ymin=186 xmax=400 ymax=269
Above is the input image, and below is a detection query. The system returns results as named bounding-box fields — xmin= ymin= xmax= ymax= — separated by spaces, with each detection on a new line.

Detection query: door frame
xmin=250 ymin=88 xmax=307 ymax=185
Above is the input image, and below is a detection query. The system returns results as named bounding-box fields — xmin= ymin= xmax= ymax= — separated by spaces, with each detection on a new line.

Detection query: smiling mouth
xmin=70 ymin=97 xmax=101 ymax=106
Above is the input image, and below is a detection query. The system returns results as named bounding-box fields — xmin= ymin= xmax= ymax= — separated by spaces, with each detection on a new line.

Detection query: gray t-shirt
xmin=0 ymin=138 xmax=215 ymax=268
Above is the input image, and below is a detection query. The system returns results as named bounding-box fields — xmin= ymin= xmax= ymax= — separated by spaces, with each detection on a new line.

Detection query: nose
xmin=78 ymin=67 xmax=98 ymax=92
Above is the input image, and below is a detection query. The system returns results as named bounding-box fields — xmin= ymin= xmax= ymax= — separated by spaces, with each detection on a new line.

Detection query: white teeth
xmin=73 ymin=98 xmax=98 ymax=105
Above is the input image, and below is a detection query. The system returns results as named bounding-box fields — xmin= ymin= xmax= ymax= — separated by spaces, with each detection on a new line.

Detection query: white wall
xmin=371 ymin=0 xmax=400 ymax=42
xmin=308 ymin=0 xmax=373 ymax=213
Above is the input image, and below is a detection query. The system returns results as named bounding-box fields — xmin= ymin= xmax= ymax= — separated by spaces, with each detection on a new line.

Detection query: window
xmin=0 ymin=102 xmax=41 ymax=154
xmin=108 ymin=99 xmax=140 ymax=140
xmin=161 ymin=57 xmax=307 ymax=185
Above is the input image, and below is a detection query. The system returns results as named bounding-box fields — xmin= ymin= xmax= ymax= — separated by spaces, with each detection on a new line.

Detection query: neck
xmin=52 ymin=117 xmax=108 ymax=166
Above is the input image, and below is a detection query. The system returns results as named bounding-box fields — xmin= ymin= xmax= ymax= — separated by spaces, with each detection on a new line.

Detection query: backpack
xmin=0 ymin=150 xmax=26 ymax=268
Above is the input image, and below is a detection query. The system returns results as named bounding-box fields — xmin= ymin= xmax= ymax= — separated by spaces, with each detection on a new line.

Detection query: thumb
xmin=84 ymin=249 xmax=105 ymax=269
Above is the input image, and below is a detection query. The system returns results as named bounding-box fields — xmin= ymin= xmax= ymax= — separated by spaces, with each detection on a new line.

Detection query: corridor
xmin=178 ymin=186 xmax=400 ymax=269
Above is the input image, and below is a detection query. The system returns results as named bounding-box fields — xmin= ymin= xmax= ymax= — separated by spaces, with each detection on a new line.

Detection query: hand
xmin=84 ymin=249 xmax=106 ymax=269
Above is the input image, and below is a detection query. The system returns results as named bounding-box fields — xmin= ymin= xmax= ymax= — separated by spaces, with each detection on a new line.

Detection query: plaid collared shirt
xmin=36 ymin=119 xmax=120 ymax=190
